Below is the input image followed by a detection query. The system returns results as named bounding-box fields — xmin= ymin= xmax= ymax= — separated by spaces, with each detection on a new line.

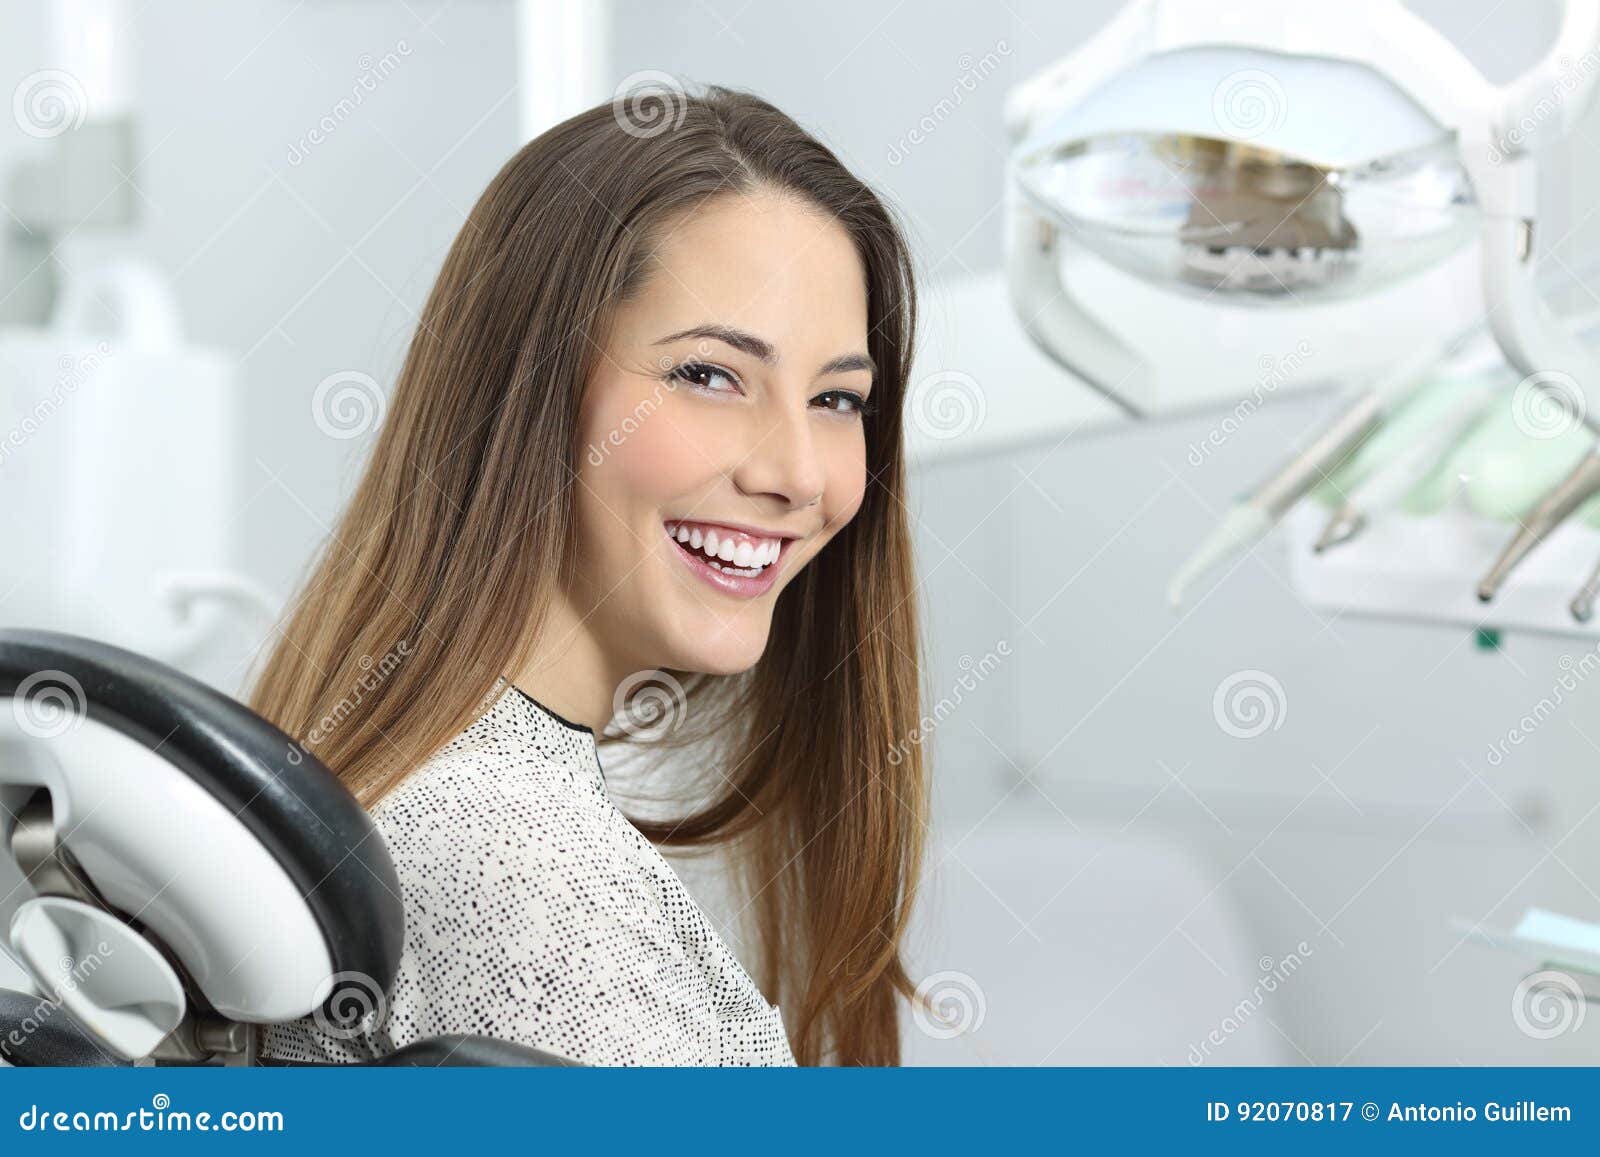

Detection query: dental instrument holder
xmin=1287 ymin=500 xmax=1600 ymax=639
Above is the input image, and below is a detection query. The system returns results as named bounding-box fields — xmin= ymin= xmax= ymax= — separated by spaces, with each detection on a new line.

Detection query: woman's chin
xmin=665 ymin=627 xmax=770 ymax=678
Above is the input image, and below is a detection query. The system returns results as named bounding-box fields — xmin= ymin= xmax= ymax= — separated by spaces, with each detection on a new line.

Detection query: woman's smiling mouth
xmin=665 ymin=519 xmax=795 ymax=597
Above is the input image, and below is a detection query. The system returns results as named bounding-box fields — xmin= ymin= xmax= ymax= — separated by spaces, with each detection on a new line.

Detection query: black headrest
xmin=0 ymin=628 xmax=404 ymax=1006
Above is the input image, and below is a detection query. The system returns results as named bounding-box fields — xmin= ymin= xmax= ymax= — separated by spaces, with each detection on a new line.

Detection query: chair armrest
xmin=370 ymin=1034 xmax=579 ymax=1067
xmin=256 ymin=1032 xmax=580 ymax=1067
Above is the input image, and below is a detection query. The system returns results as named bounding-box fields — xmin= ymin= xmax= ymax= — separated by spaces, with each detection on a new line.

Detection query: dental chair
xmin=0 ymin=628 xmax=566 ymax=1067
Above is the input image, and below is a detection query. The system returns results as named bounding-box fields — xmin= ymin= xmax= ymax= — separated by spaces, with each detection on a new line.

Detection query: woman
xmin=251 ymin=85 xmax=926 ymax=1066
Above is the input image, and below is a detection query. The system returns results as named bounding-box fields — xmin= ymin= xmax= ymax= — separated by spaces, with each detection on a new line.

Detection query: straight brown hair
xmin=248 ymin=85 xmax=926 ymax=1066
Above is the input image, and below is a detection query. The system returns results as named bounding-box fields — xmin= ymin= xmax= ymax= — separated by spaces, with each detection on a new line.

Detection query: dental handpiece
xmin=1167 ymin=332 xmax=1476 ymax=607
xmin=1478 ymin=446 xmax=1600 ymax=602
xmin=1570 ymin=551 xmax=1600 ymax=622
xmin=1474 ymin=300 xmax=1600 ymax=603
xmin=1166 ymin=390 xmax=1385 ymax=606
xmin=1313 ymin=386 xmax=1495 ymax=552
xmin=1253 ymin=390 xmax=1391 ymax=517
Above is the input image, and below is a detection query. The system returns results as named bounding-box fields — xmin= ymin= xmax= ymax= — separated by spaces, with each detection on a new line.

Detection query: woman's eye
xmin=669 ymin=361 xmax=739 ymax=393
xmin=813 ymin=390 xmax=873 ymax=417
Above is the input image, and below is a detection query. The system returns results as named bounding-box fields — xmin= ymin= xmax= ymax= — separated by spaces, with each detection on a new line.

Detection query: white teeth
xmin=667 ymin=523 xmax=784 ymax=574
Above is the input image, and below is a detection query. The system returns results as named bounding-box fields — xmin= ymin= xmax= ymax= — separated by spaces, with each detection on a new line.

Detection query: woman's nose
xmin=730 ymin=398 xmax=827 ymax=510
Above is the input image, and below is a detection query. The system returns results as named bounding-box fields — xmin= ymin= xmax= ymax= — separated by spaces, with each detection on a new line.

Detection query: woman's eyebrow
xmin=818 ymin=352 xmax=875 ymax=377
xmin=655 ymin=324 xmax=875 ymax=377
xmin=655 ymin=324 xmax=776 ymax=364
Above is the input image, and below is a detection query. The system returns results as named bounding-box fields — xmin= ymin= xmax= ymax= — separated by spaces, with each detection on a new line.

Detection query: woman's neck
xmin=507 ymin=597 xmax=622 ymax=734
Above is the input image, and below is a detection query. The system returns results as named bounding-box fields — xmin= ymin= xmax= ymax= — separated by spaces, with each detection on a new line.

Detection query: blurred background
xmin=3 ymin=0 xmax=1600 ymax=1065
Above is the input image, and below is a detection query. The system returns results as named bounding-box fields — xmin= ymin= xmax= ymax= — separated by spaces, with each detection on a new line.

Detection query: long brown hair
xmin=248 ymin=85 xmax=925 ymax=1066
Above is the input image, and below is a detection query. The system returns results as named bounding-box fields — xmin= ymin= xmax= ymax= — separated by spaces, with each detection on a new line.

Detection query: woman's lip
xmin=666 ymin=529 xmax=788 ymax=599
xmin=664 ymin=518 xmax=800 ymax=543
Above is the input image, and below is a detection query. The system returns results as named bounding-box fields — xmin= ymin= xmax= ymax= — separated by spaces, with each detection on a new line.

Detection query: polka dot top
xmin=258 ymin=680 xmax=796 ymax=1066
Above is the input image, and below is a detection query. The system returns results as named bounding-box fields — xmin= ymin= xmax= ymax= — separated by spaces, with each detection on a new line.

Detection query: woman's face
xmin=570 ymin=190 xmax=873 ymax=678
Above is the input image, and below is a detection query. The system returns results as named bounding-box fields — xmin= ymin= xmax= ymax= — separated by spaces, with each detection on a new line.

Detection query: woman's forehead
xmin=623 ymin=192 xmax=869 ymax=348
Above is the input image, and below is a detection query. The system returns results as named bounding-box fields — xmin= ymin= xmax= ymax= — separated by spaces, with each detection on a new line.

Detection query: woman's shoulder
xmin=366 ymin=684 xmax=639 ymax=896
xmin=373 ymin=682 xmax=604 ymax=818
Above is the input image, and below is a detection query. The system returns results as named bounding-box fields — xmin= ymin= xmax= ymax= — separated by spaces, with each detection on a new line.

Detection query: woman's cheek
xmin=826 ymin=440 xmax=869 ymax=528
xmin=583 ymin=380 xmax=707 ymax=498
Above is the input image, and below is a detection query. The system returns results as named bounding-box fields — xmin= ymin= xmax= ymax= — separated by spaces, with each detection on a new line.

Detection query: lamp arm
xmin=1493 ymin=0 xmax=1600 ymax=149
xmin=1003 ymin=186 xmax=1150 ymax=418
xmin=1477 ymin=210 xmax=1600 ymax=432
xmin=1463 ymin=3 xmax=1600 ymax=433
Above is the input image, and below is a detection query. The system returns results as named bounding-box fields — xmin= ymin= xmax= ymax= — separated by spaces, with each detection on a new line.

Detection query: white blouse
xmin=259 ymin=680 xmax=796 ymax=1066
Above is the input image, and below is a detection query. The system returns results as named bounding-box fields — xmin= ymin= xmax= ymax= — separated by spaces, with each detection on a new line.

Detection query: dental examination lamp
xmin=1004 ymin=0 xmax=1600 ymax=607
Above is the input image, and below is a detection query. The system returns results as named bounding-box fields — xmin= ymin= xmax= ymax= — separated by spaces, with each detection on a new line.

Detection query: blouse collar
xmin=481 ymin=677 xmax=606 ymax=791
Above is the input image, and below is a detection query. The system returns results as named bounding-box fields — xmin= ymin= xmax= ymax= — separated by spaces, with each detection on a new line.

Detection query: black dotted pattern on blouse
xmin=258 ymin=680 xmax=796 ymax=1066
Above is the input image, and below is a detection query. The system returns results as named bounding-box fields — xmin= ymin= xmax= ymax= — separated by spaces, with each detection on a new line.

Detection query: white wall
xmin=2 ymin=0 xmax=525 ymax=660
